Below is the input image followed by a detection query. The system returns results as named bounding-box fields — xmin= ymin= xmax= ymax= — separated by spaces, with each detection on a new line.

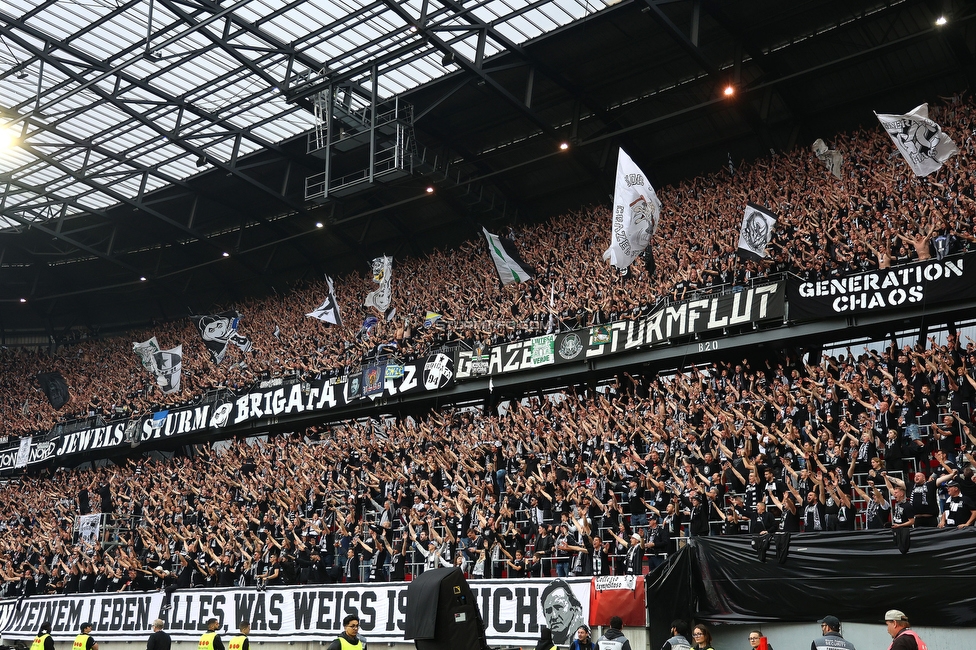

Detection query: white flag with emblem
xmin=603 ymin=148 xmax=661 ymax=272
xmin=364 ymin=256 xmax=393 ymax=313
xmin=875 ymin=103 xmax=957 ymax=177
xmin=736 ymin=203 xmax=777 ymax=261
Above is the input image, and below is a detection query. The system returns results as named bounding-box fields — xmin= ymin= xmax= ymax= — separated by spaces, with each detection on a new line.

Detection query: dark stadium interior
xmin=1 ymin=0 xmax=973 ymax=338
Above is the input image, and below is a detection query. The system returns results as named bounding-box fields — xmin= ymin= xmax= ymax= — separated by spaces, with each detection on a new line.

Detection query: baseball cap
xmin=817 ymin=615 xmax=840 ymax=629
xmin=946 ymin=480 xmax=961 ymax=488
xmin=884 ymin=610 xmax=908 ymax=622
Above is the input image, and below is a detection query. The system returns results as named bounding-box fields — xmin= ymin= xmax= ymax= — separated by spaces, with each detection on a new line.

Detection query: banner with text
xmin=0 ymin=592 xmax=164 ymax=641
xmin=456 ymin=282 xmax=785 ymax=378
xmin=1 ymin=353 xmax=456 ymax=470
xmin=0 ymin=578 xmax=588 ymax=646
xmin=787 ymin=254 xmax=976 ymax=321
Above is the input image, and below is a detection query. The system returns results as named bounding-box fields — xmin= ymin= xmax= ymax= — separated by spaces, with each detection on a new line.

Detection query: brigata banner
xmin=787 ymin=253 xmax=976 ymax=321
xmin=0 ymin=578 xmax=588 ymax=645
xmin=0 ymin=352 xmax=456 ymax=470
xmin=456 ymin=282 xmax=784 ymax=377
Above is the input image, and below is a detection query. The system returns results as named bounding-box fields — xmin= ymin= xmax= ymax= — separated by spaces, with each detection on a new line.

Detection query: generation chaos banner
xmin=787 ymin=253 xmax=976 ymax=320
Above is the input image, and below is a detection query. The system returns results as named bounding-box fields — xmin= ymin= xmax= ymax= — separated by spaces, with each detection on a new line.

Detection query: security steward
xmin=198 ymin=618 xmax=225 ymax=650
xmin=73 ymin=623 xmax=98 ymax=650
xmin=228 ymin=621 xmax=251 ymax=650
xmin=811 ymin=615 xmax=856 ymax=650
xmin=327 ymin=614 xmax=364 ymax=650
xmin=31 ymin=621 xmax=56 ymax=650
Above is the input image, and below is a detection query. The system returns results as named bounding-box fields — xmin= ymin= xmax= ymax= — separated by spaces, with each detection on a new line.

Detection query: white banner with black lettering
xmin=0 ymin=578 xmax=589 ymax=646
xmin=0 ymin=592 xmax=164 ymax=640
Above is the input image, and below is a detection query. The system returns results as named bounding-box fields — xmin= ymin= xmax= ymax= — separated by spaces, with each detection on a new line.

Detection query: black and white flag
xmin=875 ymin=103 xmax=957 ymax=177
xmin=483 ymin=228 xmax=535 ymax=286
xmin=194 ymin=311 xmax=252 ymax=364
xmin=364 ymin=256 xmax=393 ymax=313
xmin=37 ymin=371 xmax=70 ymax=410
xmin=603 ymin=148 xmax=661 ymax=272
xmin=736 ymin=203 xmax=777 ymax=261
xmin=152 ymin=346 xmax=182 ymax=394
xmin=812 ymin=138 xmax=844 ymax=180
xmin=133 ymin=336 xmax=160 ymax=372
xmin=306 ymin=275 xmax=343 ymax=326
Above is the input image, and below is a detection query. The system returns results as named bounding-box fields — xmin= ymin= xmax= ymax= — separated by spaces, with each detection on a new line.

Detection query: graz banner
xmin=456 ymin=282 xmax=784 ymax=378
xmin=787 ymin=254 xmax=976 ymax=321
xmin=1 ymin=353 xmax=456 ymax=470
xmin=0 ymin=578 xmax=589 ymax=646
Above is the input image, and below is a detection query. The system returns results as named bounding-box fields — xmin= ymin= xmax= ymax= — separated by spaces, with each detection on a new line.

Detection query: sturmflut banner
xmin=0 ymin=578 xmax=589 ymax=646
xmin=456 ymin=282 xmax=785 ymax=378
xmin=787 ymin=253 xmax=976 ymax=321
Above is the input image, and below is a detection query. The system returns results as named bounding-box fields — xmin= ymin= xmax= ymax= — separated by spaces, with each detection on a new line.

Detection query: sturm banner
xmin=786 ymin=253 xmax=976 ymax=321
xmin=0 ymin=578 xmax=589 ymax=646
xmin=0 ymin=353 xmax=456 ymax=470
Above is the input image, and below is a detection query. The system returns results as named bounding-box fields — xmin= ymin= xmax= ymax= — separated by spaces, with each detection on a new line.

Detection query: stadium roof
xmin=0 ymin=0 xmax=973 ymax=340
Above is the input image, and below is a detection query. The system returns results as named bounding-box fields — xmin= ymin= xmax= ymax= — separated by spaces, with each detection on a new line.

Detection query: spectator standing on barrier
xmin=198 ymin=618 xmax=224 ymax=650
xmin=661 ymin=620 xmax=692 ymax=650
xmin=228 ymin=622 xmax=250 ymax=650
xmin=885 ymin=610 xmax=927 ymax=650
xmin=146 ymin=619 xmax=171 ymax=650
xmin=31 ymin=622 xmax=55 ymax=650
xmin=811 ymin=615 xmax=855 ymax=650
xmin=597 ymin=616 xmax=633 ymax=650
xmin=327 ymin=614 xmax=364 ymax=650
xmin=73 ymin=623 xmax=98 ymax=650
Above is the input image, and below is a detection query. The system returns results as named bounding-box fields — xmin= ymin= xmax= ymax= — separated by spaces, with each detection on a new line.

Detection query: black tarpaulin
xmin=404 ymin=567 xmax=488 ymax=650
xmin=646 ymin=529 xmax=976 ymax=629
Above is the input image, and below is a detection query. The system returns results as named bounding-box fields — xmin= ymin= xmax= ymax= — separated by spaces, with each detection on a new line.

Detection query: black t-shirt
xmin=909 ymin=481 xmax=939 ymax=517
xmin=891 ymin=499 xmax=915 ymax=527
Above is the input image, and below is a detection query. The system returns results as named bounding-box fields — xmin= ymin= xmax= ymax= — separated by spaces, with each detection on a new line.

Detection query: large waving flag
xmin=483 ymin=228 xmax=535 ymax=285
xmin=875 ymin=103 xmax=957 ymax=177
xmin=306 ymin=275 xmax=343 ymax=326
xmin=364 ymin=255 xmax=393 ymax=313
xmin=736 ymin=203 xmax=777 ymax=261
xmin=603 ymin=147 xmax=661 ymax=272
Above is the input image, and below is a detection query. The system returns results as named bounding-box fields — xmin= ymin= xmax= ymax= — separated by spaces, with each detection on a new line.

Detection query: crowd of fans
xmin=2 ymin=95 xmax=976 ymax=438
xmin=1 ymin=332 xmax=976 ymax=596
xmin=0 ymin=93 xmax=976 ymax=595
